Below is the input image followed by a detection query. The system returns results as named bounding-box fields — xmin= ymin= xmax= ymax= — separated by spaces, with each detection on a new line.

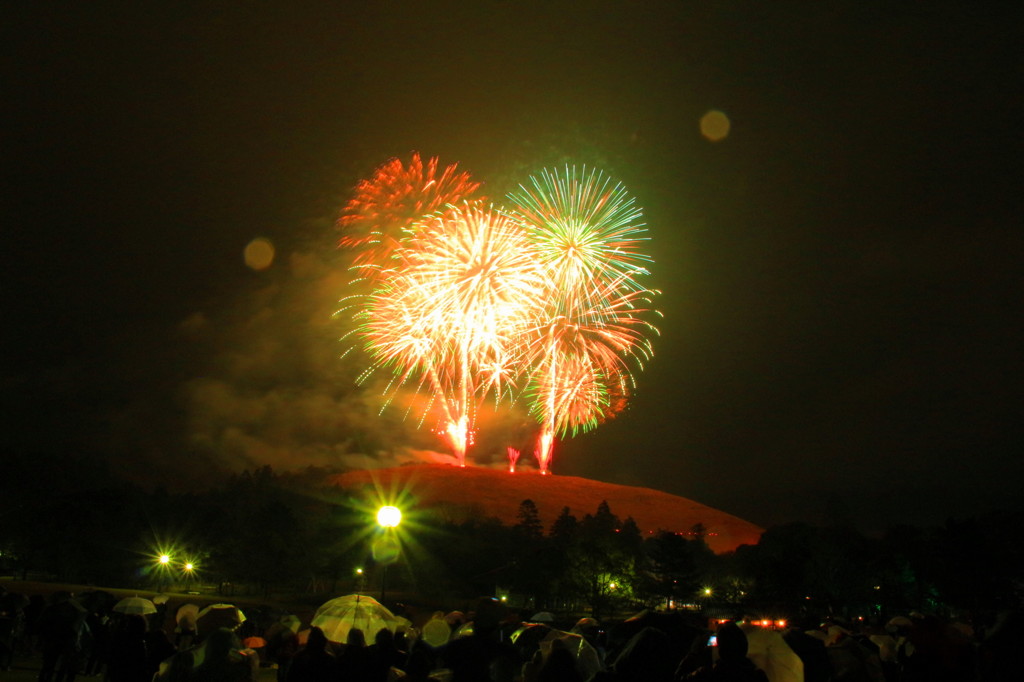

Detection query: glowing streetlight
xmin=375 ymin=506 xmax=402 ymax=604
xmin=158 ymin=554 xmax=171 ymax=565
xmin=377 ymin=506 xmax=402 ymax=528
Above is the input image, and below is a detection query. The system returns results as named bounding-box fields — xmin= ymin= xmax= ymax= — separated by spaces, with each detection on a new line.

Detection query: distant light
xmin=609 ymin=582 xmax=617 ymax=590
xmin=244 ymin=238 xmax=275 ymax=270
xmin=703 ymin=587 xmax=712 ymax=596
xmin=356 ymin=568 xmax=363 ymax=575
xmin=700 ymin=110 xmax=731 ymax=142
xmin=500 ymin=595 xmax=507 ymax=602
xmin=377 ymin=506 xmax=402 ymax=528
xmin=184 ymin=563 xmax=194 ymax=571
xmin=159 ymin=554 xmax=171 ymax=565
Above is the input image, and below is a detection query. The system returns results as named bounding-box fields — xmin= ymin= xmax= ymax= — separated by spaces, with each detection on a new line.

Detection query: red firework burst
xmin=338 ymin=153 xmax=483 ymax=277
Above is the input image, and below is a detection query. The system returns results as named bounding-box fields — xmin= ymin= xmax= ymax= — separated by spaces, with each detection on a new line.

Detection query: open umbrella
xmin=242 ymin=636 xmax=267 ymax=649
xmin=511 ymin=623 xmax=602 ymax=680
xmin=114 ymin=597 xmax=157 ymax=616
xmin=741 ymin=625 xmax=804 ymax=682
xmin=196 ymin=603 xmax=246 ymax=636
xmin=176 ymin=604 xmax=200 ymax=627
xmin=311 ymin=594 xmax=398 ymax=644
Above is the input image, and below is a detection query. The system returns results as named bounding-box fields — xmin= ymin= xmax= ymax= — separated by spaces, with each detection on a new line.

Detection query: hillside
xmin=329 ymin=465 xmax=763 ymax=553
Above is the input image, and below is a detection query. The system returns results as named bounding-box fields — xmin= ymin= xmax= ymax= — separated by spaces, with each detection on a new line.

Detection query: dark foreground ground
xmin=3 ymin=651 xmax=279 ymax=682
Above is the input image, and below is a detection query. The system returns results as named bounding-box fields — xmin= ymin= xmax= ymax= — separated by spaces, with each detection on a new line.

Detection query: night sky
xmin=6 ymin=2 xmax=1022 ymax=533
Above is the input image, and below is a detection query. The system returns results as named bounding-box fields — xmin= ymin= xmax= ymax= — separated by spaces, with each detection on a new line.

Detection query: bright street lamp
xmin=377 ymin=506 xmax=402 ymax=528
xmin=375 ymin=506 xmax=402 ymax=604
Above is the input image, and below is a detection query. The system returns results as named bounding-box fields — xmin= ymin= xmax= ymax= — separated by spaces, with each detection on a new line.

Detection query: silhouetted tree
xmin=515 ymin=499 xmax=544 ymax=540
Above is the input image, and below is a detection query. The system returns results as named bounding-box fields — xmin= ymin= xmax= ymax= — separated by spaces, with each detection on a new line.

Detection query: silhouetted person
xmin=191 ymin=627 xmax=257 ymax=682
xmin=403 ymin=638 xmax=436 ymax=682
xmin=145 ymin=628 xmax=177 ymax=681
xmin=440 ymin=597 xmax=521 ymax=682
xmin=335 ymin=627 xmax=373 ymax=681
xmin=685 ymin=622 xmax=769 ymax=682
xmin=287 ymin=626 xmax=335 ymax=682
xmin=107 ymin=614 xmax=150 ymax=682
xmin=534 ymin=639 xmax=583 ymax=682
xmin=37 ymin=592 xmax=88 ymax=682
xmin=266 ymin=617 xmax=301 ymax=682
xmin=0 ymin=590 xmax=26 ymax=671
xmin=154 ymin=650 xmax=195 ymax=682
xmin=368 ymin=628 xmax=403 ymax=681
xmin=607 ymin=626 xmax=676 ymax=682
xmin=782 ymin=626 xmax=831 ymax=682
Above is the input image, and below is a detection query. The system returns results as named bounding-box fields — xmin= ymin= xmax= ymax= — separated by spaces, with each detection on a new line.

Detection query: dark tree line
xmin=1 ymin=457 xmax=1021 ymax=622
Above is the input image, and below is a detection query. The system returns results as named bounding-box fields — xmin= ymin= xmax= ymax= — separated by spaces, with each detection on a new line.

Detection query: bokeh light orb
xmin=700 ymin=110 xmax=731 ymax=142
xmin=377 ymin=505 xmax=402 ymax=528
xmin=244 ymin=237 xmax=275 ymax=270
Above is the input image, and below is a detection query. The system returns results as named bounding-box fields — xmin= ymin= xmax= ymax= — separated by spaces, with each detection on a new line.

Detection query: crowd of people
xmin=0 ymin=585 xmax=1020 ymax=682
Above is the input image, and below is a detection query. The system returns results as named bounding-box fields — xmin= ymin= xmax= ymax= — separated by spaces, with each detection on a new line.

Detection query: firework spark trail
xmin=338 ymin=153 xmax=482 ymax=280
xmin=355 ymin=202 xmax=548 ymax=465
xmin=524 ymin=279 xmax=659 ymax=472
xmin=507 ymin=446 xmax=521 ymax=473
xmin=339 ymin=156 xmax=658 ymax=471
xmin=507 ymin=165 xmax=652 ymax=312
xmin=508 ymin=166 xmax=659 ymax=472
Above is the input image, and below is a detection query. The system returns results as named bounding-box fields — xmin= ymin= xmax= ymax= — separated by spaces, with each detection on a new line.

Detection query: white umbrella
xmin=512 ymin=624 xmax=602 ymax=680
xmin=196 ymin=603 xmax=246 ymax=636
xmin=311 ymin=594 xmax=398 ymax=644
xmin=176 ymin=603 xmax=200 ymax=627
xmin=114 ymin=597 xmax=157 ymax=616
xmin=741 ymin=625 xmax=804 ymax=682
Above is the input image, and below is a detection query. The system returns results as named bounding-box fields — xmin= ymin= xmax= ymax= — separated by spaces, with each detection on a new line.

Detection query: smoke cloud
xmin=176 ymin=239 xmax=535 ymax=479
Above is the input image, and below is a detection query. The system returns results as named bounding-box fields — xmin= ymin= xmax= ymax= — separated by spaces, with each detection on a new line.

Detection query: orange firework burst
xmin=338 ymin=158 xmax=659 ymax=471
xmin=354 ymin=202 xmax=547 ymax=466
xmin=524 ymin=276 xmax=659 ymax=472
xmin=338 ymin=153 xmax=482 ymax=279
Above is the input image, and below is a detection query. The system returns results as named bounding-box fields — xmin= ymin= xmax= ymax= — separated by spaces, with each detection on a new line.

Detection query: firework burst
xmin=353 ymin=202 xmax=548 ymax=466
xmin=338 ymin=157 xmax=659 ymax=471
xmin=508 ymin=166 xmax=659 ymax=472
xmin=523 ymin=278 xmax=659 ymax=472
xmin=338 ymin=153 xmax=482 ymax=279
xmin=507 ymin=165 xmax=652 ymax=311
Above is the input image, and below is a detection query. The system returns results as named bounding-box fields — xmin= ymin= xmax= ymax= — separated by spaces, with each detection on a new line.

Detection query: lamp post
xmin=374 ymin=506 xmax=402 ymax=604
